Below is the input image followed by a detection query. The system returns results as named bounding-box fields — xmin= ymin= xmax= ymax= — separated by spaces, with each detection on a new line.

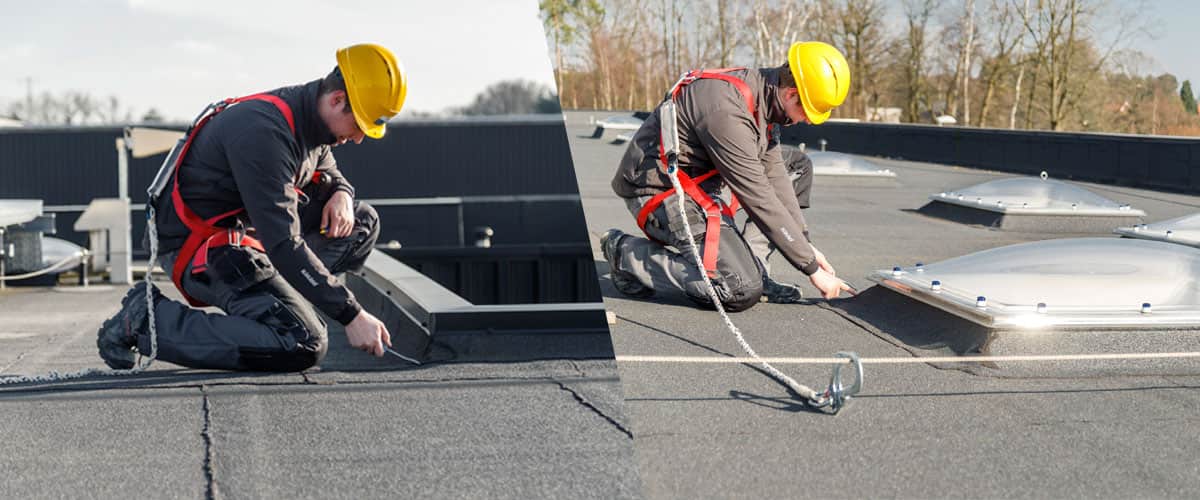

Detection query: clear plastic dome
xmin=930 ymin=176 xmax=1145 ymax=216
xmin=1116 ymin=212 xmax=1200 ymax=247
xmin=868 ymin=238 xmax=1200 ymax=329
xmin=807 ymin=151 xmax=896 ymax=178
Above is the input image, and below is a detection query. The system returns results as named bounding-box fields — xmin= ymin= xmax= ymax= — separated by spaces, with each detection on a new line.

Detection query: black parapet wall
xmin=780 ymin=121 xmax=1200 ymax=193
xmin=0 ymin=115 xmax=588 ymax=254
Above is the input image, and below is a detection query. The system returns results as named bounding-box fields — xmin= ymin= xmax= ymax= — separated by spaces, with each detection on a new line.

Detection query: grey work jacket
xmin=154 ymin=80 xmax=363 ymax=325
xmin=612 ymin=67 xmax=819 ymax=275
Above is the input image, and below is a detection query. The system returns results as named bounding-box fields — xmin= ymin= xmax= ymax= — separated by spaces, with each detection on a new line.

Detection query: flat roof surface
xmin=564 ymin=111 xmax=1200 ymax=499
xmin=0 ymin=277 xmax=640 ymax=498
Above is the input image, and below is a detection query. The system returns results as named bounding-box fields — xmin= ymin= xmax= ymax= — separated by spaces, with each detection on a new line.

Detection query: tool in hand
xmin=383 ymin=345 xmax=421 ymax=365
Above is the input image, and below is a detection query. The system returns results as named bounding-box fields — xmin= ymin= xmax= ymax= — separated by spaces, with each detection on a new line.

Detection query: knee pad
xmin=355 ymin=202 xmax=381 ymax=243
xmin=720 ymin=278 xmax=762 ymax=313
xmin=684 ymin=273 xmax=762 ymax=313
xmin=237 ymin=300 xmax=328 ymax=372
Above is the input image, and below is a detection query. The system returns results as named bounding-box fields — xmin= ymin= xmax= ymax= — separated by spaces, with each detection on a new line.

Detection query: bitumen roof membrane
xmin=565 ymin=111 xmax=1200 ymax=499
xmin=0 ymin=271 xmax=639 ymax=496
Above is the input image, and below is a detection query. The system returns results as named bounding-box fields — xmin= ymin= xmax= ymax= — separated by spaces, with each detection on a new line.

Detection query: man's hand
xmin=809 ymin=268 xmax=856 ymax=300
xmin=812 ymin=245 xmax=836 ymax=276
xmin=344 ymin=310 xmax=392 ymax=357
xmin=321 ymin=190 xmax=355 ymax=239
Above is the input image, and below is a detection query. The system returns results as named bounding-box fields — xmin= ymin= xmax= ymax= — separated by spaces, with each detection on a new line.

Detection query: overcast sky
xmin=1 ymin=0 xmax=1194 ymax=123
xmin=0 ymin=0 xmax=558 ymax=121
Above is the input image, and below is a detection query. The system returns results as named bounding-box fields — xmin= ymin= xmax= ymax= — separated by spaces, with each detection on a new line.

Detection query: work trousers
xmin=141 ymin=188 xmax=381 ymax=371
xmin=614 ymin=155 xmax=812 ymax=312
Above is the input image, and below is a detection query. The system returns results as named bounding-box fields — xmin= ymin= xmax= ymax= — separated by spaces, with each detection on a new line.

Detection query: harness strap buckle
xmin=230 ymin=221 xmax=245 ymax=248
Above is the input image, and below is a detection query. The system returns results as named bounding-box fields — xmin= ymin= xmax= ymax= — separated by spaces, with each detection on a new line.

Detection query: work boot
xmin=96 ymin=282 xmax=158 ymax=369
xmin=600 ymin=229 xmax=654 ymax=298
xmin=761 ymin=275 xmax=804 ymax=304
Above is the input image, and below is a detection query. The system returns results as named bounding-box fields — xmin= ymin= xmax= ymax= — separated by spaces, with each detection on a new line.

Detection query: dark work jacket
xmin=612 ymin=67 xmax=819 ymax=275
xmin=154 ymin=80 xmax=362 ymax=325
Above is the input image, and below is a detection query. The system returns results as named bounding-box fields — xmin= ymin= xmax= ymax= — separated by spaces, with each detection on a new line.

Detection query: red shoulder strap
xmin=170 ymin=93 xmax=295 ymax=234
xmin=234 ymin=93 xmax=295 ymax=135
xmin=670 ymin=68 xmax=757 ymax=120
xmin=167 ymin=92 xmax=297 ymax=306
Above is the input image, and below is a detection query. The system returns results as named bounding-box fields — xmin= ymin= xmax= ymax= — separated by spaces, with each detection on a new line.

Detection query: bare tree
xmin=459 ymin=80 xmax=561 ymax=115
xmin=935 ymin=0 xmax=976 ymax=122
xmin=5 ymin=90 xmax=133 ymax=126
xmin=960 ymin=0 xmax=976 ymax=124
xmin=750 ymin=0 xmax=818 ymax=68
xmin=899 ymin=0 xmax=941 ymax=122
xmin=1019 ymin=0 xmax=1144 ymax=130
xmin=714 ymin=0 xmax=739 ymax=67
xmin=974 ymin=0 xmax=1023 ymax=126
xmin=541 ymin=0 xmax=601 ymax=102
xmin=828 ymin=0 xmax=889 ymax=119
xmin=1009 ymin=0 xmax=1033 ymax=128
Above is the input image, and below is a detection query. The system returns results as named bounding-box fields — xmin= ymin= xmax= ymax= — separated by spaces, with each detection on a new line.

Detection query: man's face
xmin=780 ymin=87 xmax=810 ymax=125
xmin=319 ymin=90 xmax=366 ymax=146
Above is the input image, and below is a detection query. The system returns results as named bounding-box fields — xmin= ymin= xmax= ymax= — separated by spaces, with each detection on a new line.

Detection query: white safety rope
xmin=0 ymin=253 xmax=85 ymax=282
xmin=665 ymin=169 xmax=829 ymax=403
xmin=618 ymin=351 xmax=1200 ymax=364
xmin=0 ymin=207 xmax=160 ymax=386
xmin=657 ymin=98 xmax=846 ymax=408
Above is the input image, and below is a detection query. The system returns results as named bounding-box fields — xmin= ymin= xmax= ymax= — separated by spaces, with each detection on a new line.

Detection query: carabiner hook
xmin=811 ymin=351 xmax=864 ymax=414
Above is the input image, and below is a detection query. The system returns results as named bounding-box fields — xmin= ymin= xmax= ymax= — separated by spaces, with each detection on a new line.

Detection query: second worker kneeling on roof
xmin=601 ymin=41 xmax=857 ymax=311
xmin=96 ymin=43 xmax=406 ymax=371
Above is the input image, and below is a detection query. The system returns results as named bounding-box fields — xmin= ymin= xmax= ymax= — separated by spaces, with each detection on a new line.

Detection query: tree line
xmin=2 ymin=90 xmax=157 ymax=126
xmin=3 ymin=80 xmax=560 ymax=125
xmin=541 ymin=0 xmax=1200 ymax=136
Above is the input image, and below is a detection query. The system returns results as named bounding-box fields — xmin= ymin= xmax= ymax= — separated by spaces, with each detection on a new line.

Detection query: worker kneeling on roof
xmin=603 ymin=41 xmax=856 ymax=311
xmin=96 ymin=43 xmax=405 ymax=371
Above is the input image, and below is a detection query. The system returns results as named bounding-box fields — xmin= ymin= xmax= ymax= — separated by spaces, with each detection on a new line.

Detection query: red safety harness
xmin=635 ymin=68 xmax=756 ymax=278
xmin=169 ymin=93 xmax=294 ymax=307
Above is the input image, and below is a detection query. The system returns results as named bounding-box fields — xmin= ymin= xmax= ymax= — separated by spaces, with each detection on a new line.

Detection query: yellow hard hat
xmin=787 ymin=41 xmax=850 ymax=125
xmin=336 ymin=43 xmax=407 ymax=139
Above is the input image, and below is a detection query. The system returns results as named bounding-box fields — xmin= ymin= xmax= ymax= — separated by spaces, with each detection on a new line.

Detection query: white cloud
xmin=0 ymin=43 xmax=36 ymax=62
xmin=169 ymin=40 xmax=218 ymax=54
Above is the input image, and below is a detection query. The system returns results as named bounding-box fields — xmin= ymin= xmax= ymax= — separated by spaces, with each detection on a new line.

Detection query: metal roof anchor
xmin=813 ymin=352 xmax=863 ymax=414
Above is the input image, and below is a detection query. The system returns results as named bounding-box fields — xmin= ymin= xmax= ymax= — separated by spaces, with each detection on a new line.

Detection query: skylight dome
xmin=1116 ymin=212 xmax=1200 ymax=248
xmin=930 ymin=175 xmax=1144 ymax=216
xmin=808 ymin=151 xmax=896 ymax=179
xmin=867 ymin=238 xmax=1200 ymax=329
